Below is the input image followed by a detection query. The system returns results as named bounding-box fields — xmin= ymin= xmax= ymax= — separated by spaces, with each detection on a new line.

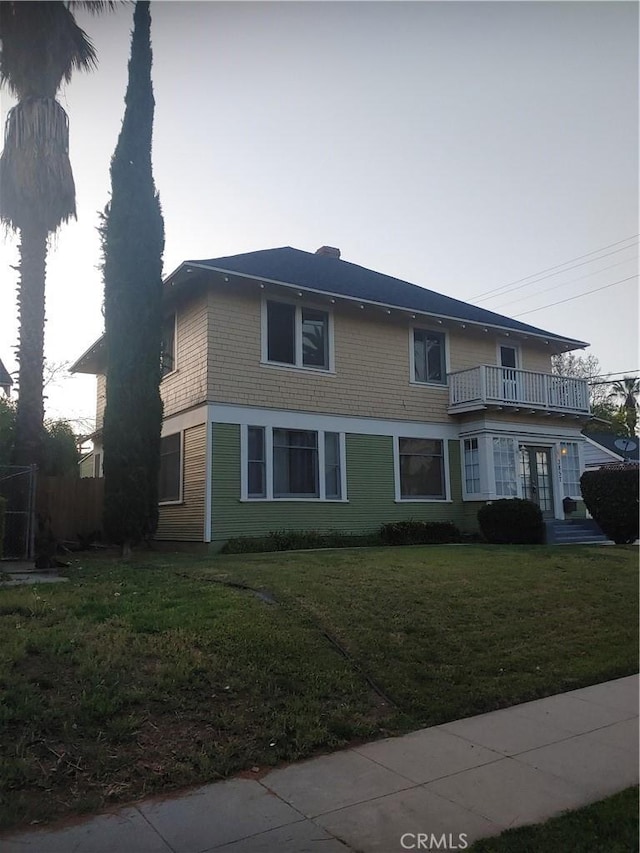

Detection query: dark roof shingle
xmin=183 ymin=246 xmax=588 ymax=346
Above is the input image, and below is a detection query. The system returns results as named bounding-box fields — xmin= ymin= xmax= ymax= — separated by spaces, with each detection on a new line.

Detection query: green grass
xmin=471 ymin=787 xmax=639 ymax=852
xmin=0 ymin=544 xmax=637 ymax=830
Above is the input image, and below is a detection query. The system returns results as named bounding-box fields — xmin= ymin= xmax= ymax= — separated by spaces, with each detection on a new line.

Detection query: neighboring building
xmin=583 ymin=433 xmax=639 ymax=470
xmin=71 ymin=245 xmax=593 ymax=548
xmin=0 ymin=358 xmax=13 ymax=397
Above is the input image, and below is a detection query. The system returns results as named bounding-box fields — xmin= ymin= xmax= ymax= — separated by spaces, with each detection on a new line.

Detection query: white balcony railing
xmin=448 ymin=365 xmax=590 ymax=414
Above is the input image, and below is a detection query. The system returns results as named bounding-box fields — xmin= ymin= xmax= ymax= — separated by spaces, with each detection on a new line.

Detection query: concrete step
xmin=545 ymin=520 xmax=612 ymax=544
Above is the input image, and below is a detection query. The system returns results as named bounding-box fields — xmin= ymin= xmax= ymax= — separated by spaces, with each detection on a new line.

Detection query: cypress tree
xmin=101 ymin=0 xmax=164 ymax=557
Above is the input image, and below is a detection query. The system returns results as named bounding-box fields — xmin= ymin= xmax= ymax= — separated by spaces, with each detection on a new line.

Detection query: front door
xmin=520 ymin=446 xmax=554 ymax=518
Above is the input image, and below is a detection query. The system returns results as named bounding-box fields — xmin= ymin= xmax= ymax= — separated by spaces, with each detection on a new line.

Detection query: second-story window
xmin=413 ymin=328 xmax=446 ymax=384
xmin=265 ymin=299 xmax=330 ymax=370
xmin=161 ymin=314 xmax=176 ymax=377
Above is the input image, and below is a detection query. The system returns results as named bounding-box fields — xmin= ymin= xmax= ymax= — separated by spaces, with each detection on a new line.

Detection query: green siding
xmin=211 ymin=424 xmax=472 ymax=543
xmin=461 ymin=500 xmax=484 ymax=532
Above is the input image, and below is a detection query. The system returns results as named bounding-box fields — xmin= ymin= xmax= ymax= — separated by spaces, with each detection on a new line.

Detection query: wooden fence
xmin=37 ymin=476 xmax=104 ymax=543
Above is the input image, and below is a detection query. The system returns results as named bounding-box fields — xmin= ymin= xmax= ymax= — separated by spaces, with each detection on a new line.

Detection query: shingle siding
xmin=186 ymin=246 xmax=586 ymax=347
xmin=207 ymin=284 xmax=553 ymax=423
xmin=159 ymin=294 xmax=208 ymax=418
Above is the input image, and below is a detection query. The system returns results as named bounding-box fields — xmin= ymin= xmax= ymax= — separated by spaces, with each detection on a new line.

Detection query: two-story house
xmin=71 ymin=245 xmax=591 ymax=547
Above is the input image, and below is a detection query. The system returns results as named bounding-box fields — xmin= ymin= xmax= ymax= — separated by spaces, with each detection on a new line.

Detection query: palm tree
xmin=0 ymin=1 xmax=112 ymax=467
xmin=610 ymin=376 xmax=640 ymax=437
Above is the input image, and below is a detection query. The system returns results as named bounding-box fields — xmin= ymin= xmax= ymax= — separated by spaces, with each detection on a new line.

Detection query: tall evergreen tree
xmin=102 ymin=0 xmax=164 ymax=556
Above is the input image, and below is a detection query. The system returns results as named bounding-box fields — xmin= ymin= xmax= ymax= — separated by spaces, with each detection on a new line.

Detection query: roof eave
xmin=70 ymin=337 xmax=106 ymax=374
xmin=180 ymin=261 xmax=590 ymax=351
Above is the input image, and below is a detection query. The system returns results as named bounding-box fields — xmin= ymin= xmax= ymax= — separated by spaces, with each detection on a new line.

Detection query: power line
xmin=470 ymin=234 xmax=639 ymax=302
xmin=491 ymin=256 xmax=638 ymax=312
xmin=513 ymin=275 xmax=638 ymax=317
xmin=588 ymin=370 xmax=640 ymax=379
xmin=590 ymin=377 xmax=639 ymax=386
xmin=477 ymin=243 xmax=639 ymax=303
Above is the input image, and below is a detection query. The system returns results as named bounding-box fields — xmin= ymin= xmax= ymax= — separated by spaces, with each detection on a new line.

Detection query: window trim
xmin=158 ymin=431 xmax=184 ymax=505
xmin=393 ymin=435 xmax=451 ymax=502
xmin=260 ymin=295 xmax=335 ymax=374
xmin=409 ymin=326 xmax=449 ymax=387
xmin=241 ymin=424 xmax=347 ymax=502
xmin=462 ymin=437 xmax=482 ymax=498
xmin=496 ymin=340 xmax=521 ymax=370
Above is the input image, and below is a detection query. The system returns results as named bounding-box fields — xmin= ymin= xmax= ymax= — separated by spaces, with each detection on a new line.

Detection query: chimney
xmin=315 ymin=246 xmax=341 ymax=259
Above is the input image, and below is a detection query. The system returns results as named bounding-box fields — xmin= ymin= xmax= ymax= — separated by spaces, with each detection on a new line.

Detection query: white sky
xmin=1 ymin=0 xmax=638 ymax=431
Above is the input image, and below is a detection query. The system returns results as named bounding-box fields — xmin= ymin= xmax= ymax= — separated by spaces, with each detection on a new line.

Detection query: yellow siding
xmin=523 ymin=349 xmax=553 ymax=373
xmin=161 ymin=293 xmax=209 ymax=417
xmin=156 ymin=423 xmax=206 ymax=541
xmin=92 ymin=279 xmax=567 ymax=430
xmin=94 ymin=295 xmax=209 ymax=428
xmin=206 ymin=283 xmax=558 ymax=423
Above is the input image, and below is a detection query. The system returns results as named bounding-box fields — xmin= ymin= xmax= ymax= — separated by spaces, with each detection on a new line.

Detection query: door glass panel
xmin=520 ymin=448 xmax=532 ymax=501
xmin=520 ymin=446 xmax=554 ymax=516
xmin=500 ymin=347 xmax=518 ymax=401
xmin=500 ymin=346 xmax=517 ymax=368
xmin=535 ymin=450 xmax=553 ymax=513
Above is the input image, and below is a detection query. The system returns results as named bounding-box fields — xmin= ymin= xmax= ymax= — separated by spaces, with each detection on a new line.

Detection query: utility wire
xmin=477 ymin=243 xmax=639 ymax=303
xmin=491 ymin=256 xmax=638 ymax=312
xmin=513 ymin=275 xmax=638 ymax=317
xmin=587 ymin=370 xmax=640 ymax=380
xmin=470 ymin=234 xmax=639 ymax=302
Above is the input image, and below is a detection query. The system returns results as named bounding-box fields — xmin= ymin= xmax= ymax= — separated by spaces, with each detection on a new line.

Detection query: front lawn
xmin=1 ymin=544 xmax=637 ymax=830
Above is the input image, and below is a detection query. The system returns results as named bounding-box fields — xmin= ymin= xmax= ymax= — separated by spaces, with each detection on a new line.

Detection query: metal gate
xmin=0 ymin=465 xmax=36 ymax=560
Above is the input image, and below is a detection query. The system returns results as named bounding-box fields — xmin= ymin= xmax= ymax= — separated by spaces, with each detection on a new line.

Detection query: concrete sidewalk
xmin=3 ymin=675 xmax=638 ymax=853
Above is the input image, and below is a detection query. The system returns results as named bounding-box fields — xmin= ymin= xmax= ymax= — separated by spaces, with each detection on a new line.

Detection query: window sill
xmin=241 ymin=497 xmax=349 ymax=503
xmin=394 ymin=498 xmax=451 ymax=503
xmin=159 ymin=500 xmax=184 ymax=506
xmin=260 ymin=361 xmax=336 ymax=377
xmin=161 ymin=369 xmax=179 ymax=382
xmin=409 ymin=380 xmax=448 ymax=389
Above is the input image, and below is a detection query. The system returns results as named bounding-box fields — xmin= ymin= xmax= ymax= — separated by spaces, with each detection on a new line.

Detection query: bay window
xmin=463 ymin=437 xmax=481 ymax=495
xmin=560 ymin=442 xmax=581 ymax=497
xmin=492 ymin=437 xmax=517 ymax=497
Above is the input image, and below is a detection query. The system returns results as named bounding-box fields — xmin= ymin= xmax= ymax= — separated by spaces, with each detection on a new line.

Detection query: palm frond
xmin=66 ymin=1 xmax=123 ymax=13
xmin=0 ymin=2 xmax=97 ymax=99
xmin=0 ymin=98 xmax=76 ymax=233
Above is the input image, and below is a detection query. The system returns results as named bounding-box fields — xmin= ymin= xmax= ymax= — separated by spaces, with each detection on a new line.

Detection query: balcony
xmin=448 ymin=365 xmax=590 ymax=416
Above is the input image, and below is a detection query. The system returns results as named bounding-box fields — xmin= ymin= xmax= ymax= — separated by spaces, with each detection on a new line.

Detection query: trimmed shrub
xmin=580 ymin=464 xmax=639 ymax=545
xmin=0 ymin=495 xmax=5 ymax=559
xmin=379 ymin=520 xmax=461 ymax=546
xmin=477 ymin=499 xmax=544 ymax=544
xmin=221 ymin=529 xmax=382 ymax=554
